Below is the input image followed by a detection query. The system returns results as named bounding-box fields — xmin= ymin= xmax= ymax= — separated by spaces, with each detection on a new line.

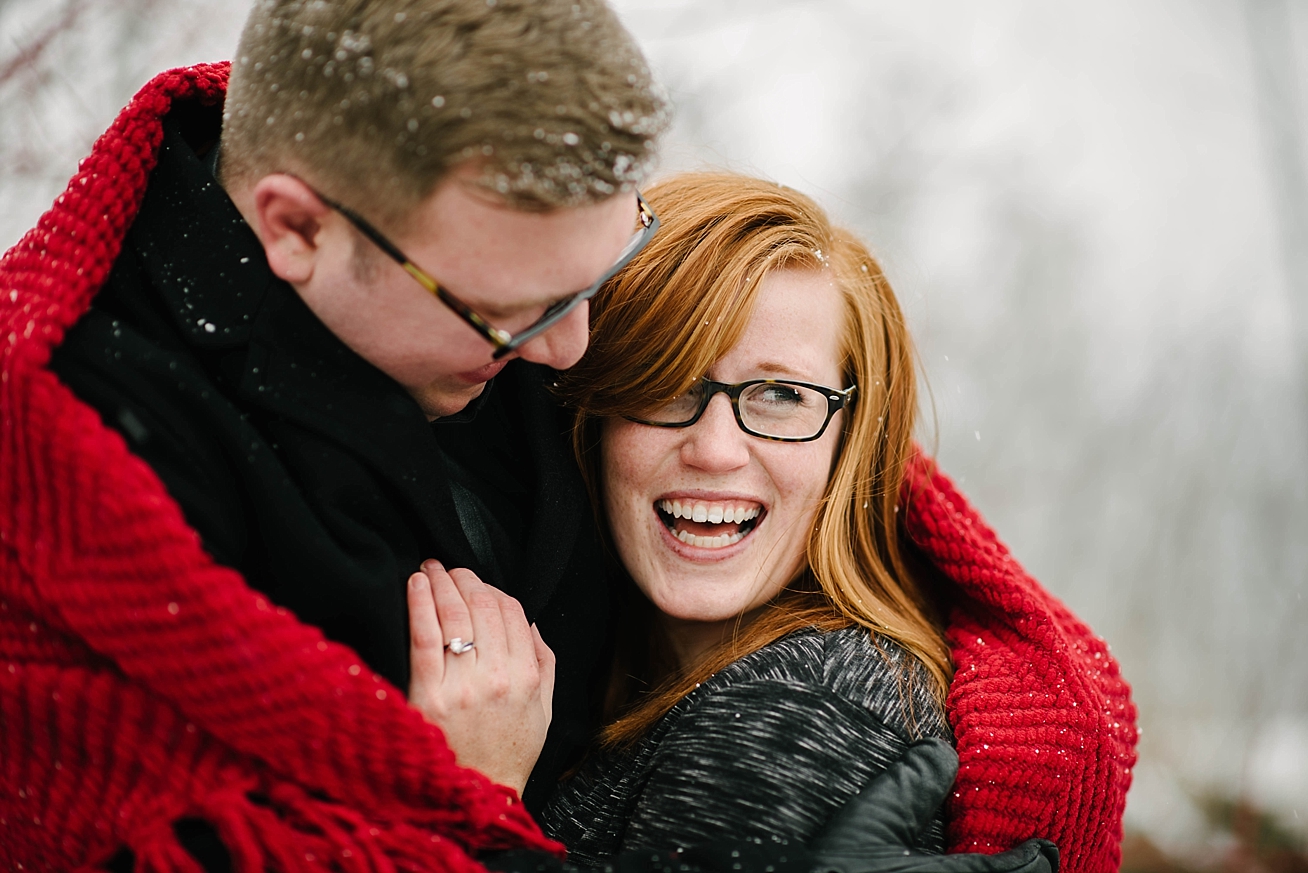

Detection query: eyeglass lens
xmin=642 ymin=381 xmax=836 ymax=440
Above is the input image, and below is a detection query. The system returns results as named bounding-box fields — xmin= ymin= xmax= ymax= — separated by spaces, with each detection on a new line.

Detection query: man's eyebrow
xmin=478 ymin=289 xmax=576 ymax=321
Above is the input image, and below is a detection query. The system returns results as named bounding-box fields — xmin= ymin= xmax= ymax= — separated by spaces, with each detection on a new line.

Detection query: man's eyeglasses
xmin=310 ymin=184 xmax=659 ymax=360
xmin=629 ymin=377 xmax=857 ymax=443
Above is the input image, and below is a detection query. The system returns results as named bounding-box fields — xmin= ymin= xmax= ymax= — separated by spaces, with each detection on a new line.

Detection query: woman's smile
xmin=655 ymin=494 xmax=767 ymax=553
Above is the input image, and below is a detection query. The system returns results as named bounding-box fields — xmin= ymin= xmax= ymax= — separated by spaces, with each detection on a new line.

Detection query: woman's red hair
xmin=554 ymin=171 xmax=951 ymax=746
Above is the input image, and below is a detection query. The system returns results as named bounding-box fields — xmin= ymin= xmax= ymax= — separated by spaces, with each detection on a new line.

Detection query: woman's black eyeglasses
xmin=628 ymin=377 xmax=857 ymax=443
xmin=308 ymin=184 xmax=659 ymax=359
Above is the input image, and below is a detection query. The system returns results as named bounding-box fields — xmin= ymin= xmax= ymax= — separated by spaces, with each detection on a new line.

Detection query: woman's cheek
xmin=600 ymin=421 xmax=659 ymax=571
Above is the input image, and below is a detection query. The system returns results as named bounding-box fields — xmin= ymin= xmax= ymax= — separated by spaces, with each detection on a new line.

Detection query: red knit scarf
xmin=0 ymin=65 xmax=1135 ymax=873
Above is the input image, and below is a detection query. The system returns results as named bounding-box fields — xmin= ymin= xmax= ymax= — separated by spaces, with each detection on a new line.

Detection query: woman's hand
xmin=407 ymin=560 xmax=555 ymax=795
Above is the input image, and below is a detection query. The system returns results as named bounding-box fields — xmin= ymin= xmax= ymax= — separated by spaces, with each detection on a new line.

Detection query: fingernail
xmin=409 ymin=573 xmax=426 ymax=590
xmin=422 ymin=559 xmax=444 ymax=572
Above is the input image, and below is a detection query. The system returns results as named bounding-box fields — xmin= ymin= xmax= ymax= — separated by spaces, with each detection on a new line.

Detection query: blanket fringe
xmin=104 ymin=781 xmax=493 ymax=873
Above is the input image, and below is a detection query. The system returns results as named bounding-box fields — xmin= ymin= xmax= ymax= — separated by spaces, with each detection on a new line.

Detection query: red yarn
xmin=904 ymin=460 xmax=1138 ymax=873
xmin=0 ymin=64 xmax=1136 ymax=872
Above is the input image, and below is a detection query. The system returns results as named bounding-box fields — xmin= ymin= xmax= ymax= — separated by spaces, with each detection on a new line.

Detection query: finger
xmin=407 ymin=571 xmax=445 ymax=693
xmin=809 ymin=737 xmax=958 ymax=854
xmin=425 ymin=561 xmax=475 ymax=657
xmin=496 ymin=591 xmax=534 ymax=665
xmin=448 ymin=567 xmax=507 ymax=661
xmin=532 ymin=624 xmax=555 ymax=725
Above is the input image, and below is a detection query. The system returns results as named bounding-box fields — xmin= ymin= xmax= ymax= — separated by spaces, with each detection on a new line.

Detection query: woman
xmin=407 ymin=172 xmax=1136 ymax=873
xmin=542 ymin=171 xmax=952 ymax=860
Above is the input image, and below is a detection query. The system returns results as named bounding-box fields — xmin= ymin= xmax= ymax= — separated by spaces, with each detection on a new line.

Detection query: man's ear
xmin=249 ymin=174 xmax=332 ymax=285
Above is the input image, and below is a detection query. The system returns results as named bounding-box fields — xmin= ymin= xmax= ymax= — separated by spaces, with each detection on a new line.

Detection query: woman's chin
xmin=641 ymin=569 xmax=774 ymax=629
xmin=652 ymin=599 xmax=749 ymax=628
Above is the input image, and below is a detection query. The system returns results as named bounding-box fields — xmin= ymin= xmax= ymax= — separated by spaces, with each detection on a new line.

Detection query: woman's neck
xmin=658 ymin=612 xmax=756 ymax=673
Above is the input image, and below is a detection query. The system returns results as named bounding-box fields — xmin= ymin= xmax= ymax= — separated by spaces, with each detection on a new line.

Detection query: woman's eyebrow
xmin=751 ymin=361 xmax=810 ymax=379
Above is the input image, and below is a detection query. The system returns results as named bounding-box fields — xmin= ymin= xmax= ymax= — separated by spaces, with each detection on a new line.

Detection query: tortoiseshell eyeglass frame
xmin=309 ymin=182 xmax=658 ymax=360
xmin=628 ymin=377 xmax=858 ymax=443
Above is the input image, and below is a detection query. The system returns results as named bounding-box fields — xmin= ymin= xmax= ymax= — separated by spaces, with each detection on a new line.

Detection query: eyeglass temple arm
xmin=319 ymin=196 xmax=412 ymax=270
xmin=323 ymin=192 xmax=509 ymax=343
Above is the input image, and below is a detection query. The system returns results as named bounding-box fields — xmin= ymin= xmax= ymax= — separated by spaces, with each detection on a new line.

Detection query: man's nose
xmin=514 ymin=300 xmax=590 ymax=370
xmin=679 ymin=394 xmax=751 ymax=473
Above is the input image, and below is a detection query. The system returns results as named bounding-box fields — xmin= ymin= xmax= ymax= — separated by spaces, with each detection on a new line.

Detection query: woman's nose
xmin=679 ymin=394 xmax=751 ymax=472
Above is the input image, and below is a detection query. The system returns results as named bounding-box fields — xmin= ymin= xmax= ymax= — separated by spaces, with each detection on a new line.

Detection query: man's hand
xmin=807 ymin=738 xmax=1058 ymax=873
xmin=407 ymin=560 xmax=555 ymax=795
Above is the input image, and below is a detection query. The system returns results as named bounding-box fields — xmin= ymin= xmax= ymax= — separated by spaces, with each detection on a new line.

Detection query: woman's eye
xmin=666 ymin=384 xmax=704 ymax=409
xmin=640 ymin=384 xmax=704 ymax=423
xmin=756 ymin=385 xmax=804 ymax=406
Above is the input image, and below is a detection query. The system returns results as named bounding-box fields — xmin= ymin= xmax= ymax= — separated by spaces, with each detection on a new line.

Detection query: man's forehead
xmin=404 ymin=173 xmax=637 ymax=307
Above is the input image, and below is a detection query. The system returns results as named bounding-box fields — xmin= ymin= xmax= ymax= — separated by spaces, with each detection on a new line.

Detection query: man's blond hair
xmin=221 ymin=0 xmax=667 ymax=225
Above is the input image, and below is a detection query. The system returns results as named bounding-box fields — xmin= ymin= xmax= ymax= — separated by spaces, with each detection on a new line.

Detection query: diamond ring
xmin=445 ymin=637 xmax=475 ymax=655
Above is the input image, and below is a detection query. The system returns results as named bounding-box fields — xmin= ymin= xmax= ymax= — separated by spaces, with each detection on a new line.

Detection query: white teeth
xmin=658 ymin=499 xmax=762 ymax=523
xmin=674 ymin=529 xmax=746 ymax=549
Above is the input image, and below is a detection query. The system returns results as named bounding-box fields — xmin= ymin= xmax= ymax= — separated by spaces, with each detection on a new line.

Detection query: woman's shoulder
xmin=697 ymin=626 xmax=950 ymax=743
xmin=543 ymin=626 xmax=951 ymax=862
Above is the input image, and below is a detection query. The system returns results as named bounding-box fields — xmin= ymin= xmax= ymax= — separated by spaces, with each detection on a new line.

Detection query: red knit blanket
xmin=905 ymin=461 xmax=1138 ymax=869
xmin=0 ymin=65 xmax=1135 ymax=873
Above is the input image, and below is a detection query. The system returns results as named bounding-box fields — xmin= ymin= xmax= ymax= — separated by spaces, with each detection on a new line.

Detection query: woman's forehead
xmin=711 ymin=268 xmax=844 ymax=382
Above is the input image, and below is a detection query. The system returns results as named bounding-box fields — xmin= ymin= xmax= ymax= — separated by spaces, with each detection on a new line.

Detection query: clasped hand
xmin=407 ymin=560 xmax=555 ymax=795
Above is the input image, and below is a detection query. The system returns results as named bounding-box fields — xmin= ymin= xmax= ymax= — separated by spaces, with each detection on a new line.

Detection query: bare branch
xmin=0 ymin=0 xmax=91 ymax=88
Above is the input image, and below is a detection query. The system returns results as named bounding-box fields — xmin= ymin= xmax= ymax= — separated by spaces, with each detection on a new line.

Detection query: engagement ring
xmin=445 ymin=637 xmax=475 ymax=655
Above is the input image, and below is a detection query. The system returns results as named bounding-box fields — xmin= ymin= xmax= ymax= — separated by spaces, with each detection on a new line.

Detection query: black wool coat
xmin=48 ymin=100 xmax=610 ymax=815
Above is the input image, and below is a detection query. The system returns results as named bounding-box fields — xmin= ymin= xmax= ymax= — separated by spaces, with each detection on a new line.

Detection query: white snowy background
xmin=2 ymin=0 xmax=1305 ymax=861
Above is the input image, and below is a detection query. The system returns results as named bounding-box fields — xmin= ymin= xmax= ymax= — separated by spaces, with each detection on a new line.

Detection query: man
xmin=0 ymin=0 xmax=1081 ymax=870
xmin=55 ymin=0 xmax=663 ymax=814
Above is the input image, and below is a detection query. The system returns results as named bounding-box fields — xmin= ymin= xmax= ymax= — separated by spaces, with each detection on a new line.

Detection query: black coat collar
xmin=132 ymin=111 xmax=584 ymax=619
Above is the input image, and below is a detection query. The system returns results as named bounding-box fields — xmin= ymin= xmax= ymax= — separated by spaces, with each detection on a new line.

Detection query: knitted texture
xmin=0 ymin=64 xmax=559 ymax=873
xmin=902 ymin=459 xmax=1138 ymax=873
xmin=0 ymin=63 xmax=1137 ymax=873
